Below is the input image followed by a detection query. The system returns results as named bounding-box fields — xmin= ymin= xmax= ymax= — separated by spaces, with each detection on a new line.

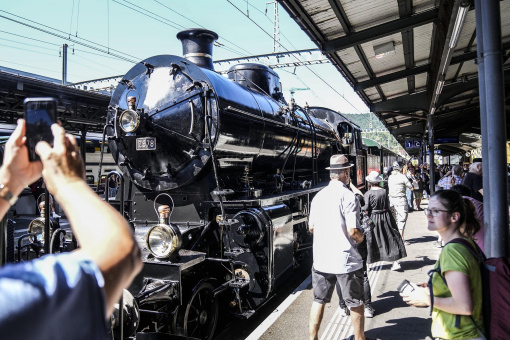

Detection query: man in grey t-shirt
xmin=388 ymin=161 xmax=413 ymax=254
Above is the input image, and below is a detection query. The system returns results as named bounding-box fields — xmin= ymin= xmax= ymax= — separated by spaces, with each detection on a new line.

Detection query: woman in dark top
xmin=363 ymin=171 xmax=407 ymax=268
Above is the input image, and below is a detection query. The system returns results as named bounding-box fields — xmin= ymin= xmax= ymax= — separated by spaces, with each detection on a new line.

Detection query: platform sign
xmin=405 ymin=140 xmax=422 ymax=148
xmin=426 ymin=150 xmax=442 ymax=155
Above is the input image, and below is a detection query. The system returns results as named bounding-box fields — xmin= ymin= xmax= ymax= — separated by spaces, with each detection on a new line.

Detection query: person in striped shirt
xmin=437 ymin=165 xmax=464 ymax=190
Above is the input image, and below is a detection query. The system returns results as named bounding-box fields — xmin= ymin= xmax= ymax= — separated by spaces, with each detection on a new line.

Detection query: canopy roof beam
xmin=322 ymin=8 xmax=439 ymax=53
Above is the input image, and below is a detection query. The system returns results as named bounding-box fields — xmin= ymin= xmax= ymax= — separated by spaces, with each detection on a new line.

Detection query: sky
xmin=0 ymin=0 xmax=369 ymax=113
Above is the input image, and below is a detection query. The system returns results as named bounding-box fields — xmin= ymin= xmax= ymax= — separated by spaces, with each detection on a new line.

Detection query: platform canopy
xmin=279 ymin=0 xmax=510 ymax=156
xmin=0 ymin=68 xmax=110 ymax=134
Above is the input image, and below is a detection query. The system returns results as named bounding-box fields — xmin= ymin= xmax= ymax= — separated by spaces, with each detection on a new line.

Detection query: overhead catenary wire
xmin=0 ymin=29 xmax=132 ymax=63
xmin=226 ymin=0 xmax=362 ymax=113
xmin=75 ymin=0 xmax=81 ymax=37
xmin=152 ymin=0 xmax=255 ymax=57
xmin=0 ymin=43 xmax=58 ymax=57
xmin=0 ymin=10 xmax=142 ymax=62
xmin=0 ymin=58 xmax=93 ymax=79
xmin=0 ymin=30 xmax=60 ymax=46
xmin=0 ymin=37 xmax=59 ymax=51
xmin=113 ymin=0 xmax=184 ymax=31
xmin=245 ymin=0 xmax=300 ymax=51
xmin=68 ymin=0 xmax=75 ymax=38
xmin=113 ymin=0 xmax=248 ymax=58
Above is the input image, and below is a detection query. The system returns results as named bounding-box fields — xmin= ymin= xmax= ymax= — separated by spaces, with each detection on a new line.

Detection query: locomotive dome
xmin=227 ymin=63 xmax=281 ymax=99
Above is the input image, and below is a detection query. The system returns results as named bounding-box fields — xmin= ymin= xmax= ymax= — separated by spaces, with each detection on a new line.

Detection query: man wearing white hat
xmin=308 ymin=155 xmax=376 ymax=340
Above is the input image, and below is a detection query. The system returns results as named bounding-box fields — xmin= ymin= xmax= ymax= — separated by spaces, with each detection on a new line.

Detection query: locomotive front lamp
xmin=146 ymin=205 xmax=182 ymax=259
xmin=146 ymin=224 xmax=182 ymax=259
xmin=119 ymin=109 xmax=140 ymax=133
xmin=27 ymin=219 xmax=44 ymax=243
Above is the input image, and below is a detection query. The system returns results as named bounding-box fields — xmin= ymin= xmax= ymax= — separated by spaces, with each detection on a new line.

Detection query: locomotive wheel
xmin=175 ymin=282 xmax=218 ymax=340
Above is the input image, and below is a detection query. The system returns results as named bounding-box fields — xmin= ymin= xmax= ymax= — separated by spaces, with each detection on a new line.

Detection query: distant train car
xmin=308 ymin=107 xmax=366 ymax=191
xmin=364 ymin=138 xmax=404 ymax=176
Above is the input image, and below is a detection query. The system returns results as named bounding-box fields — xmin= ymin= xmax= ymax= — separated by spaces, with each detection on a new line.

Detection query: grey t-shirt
xmin=388 ymin=171 xmax=412 ymax=206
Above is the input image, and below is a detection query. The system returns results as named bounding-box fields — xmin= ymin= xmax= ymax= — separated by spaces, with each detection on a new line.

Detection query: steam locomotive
xmin=105 ymin=29 xmax=366 ymax=339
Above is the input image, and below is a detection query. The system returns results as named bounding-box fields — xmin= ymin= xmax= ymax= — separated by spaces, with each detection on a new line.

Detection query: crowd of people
xmin=309 ymin=155 xmax=488 ymax=340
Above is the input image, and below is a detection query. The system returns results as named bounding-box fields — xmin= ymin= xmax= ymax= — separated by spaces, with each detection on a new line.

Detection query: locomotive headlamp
xmin=119 ymin=109 xmax=140 ymax=133
xmin=27 ymin=219 xmax=44 ymax=243
xmin=146 ymin=224 xmax=182 ymax=259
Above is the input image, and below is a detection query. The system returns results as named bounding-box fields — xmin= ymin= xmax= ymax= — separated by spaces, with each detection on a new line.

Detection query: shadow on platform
xmin=406 ymin=235 xmax=437 ymax=244
xmin=365 ymin=316 xmax=432 ymax=340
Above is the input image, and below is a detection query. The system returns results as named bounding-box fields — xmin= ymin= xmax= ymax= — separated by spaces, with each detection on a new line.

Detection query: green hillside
xmin=342 ymin=113 xmax=407 ymax=156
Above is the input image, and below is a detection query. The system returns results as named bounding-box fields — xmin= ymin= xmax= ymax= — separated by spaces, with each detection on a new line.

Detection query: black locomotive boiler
xmin=106 ymin=28 xmax=364 ymax=340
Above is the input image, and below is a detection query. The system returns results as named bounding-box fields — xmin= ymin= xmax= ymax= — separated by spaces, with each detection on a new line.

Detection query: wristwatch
xmin=0 ymin=183 xmax=18 ymax=206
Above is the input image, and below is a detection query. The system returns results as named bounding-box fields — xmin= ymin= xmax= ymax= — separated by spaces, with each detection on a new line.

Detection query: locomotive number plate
xmin=136 ymin=137 xmax=156 ymax=151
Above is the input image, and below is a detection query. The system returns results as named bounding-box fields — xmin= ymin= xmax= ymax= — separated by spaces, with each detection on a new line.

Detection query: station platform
xmin=245 ymin=198 xmax=440 ymax=340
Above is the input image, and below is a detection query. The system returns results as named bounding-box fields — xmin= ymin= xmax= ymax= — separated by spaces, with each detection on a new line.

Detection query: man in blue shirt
xmin=0 ymin=120 xmax=143 ymax=340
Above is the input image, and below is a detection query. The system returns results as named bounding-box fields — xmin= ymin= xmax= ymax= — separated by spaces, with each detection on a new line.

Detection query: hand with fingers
xmin=35 ymin=124 xmax=85 ymax=199
xmin=0 ymin=119 xmax=43 ymax=196
xmin=401 ymin=282 xmax=430 ymax=307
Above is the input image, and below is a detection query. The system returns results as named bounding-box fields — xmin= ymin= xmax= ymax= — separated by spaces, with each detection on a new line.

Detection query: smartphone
xmin=23 ymin=97 xmax=57 ymax=161
xmin=397 ymin=279 xmax=415 ymax=295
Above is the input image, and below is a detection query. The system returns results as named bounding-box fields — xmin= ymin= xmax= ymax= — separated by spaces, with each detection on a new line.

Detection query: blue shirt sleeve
xmin=0 ymin=252 xmax=109 ymax=340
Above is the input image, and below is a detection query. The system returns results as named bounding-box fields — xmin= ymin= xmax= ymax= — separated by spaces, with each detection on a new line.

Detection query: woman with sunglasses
xmin=400 ymin=190 xmax=485 ymax=340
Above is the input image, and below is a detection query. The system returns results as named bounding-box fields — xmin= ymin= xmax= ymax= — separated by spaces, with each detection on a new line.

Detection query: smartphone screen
xmin=23 ymin=98 xmax=57 ymax=161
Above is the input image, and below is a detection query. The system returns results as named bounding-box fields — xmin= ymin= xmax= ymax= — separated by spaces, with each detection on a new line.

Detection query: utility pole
xmin=62 ymin=43 xmax=68 ymax=85
xmin=266 ymin=2 xmax=280 ymax=53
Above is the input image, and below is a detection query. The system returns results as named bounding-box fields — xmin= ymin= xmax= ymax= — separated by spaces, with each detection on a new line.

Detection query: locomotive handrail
xmin=105 ymin=171 xmax=125 ymax=215
xmin=105 ymin=170 xmax=125 ymax=340
xmin=49 ymin=228 xmax=66 ymax=254
xmin=300 ymin=105 xmax=319 ymax=185
xmin=16 ymin=233 xmax=39 ymax=262
xmin=96 ymin=123 xmax=114 ymax=194
xmin=189 ymin=100 xmax=195 ymax=135
xmin=203 ymin=89 xmax=232 ymax=257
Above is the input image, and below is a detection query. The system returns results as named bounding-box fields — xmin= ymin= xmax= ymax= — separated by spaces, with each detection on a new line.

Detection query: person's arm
xmin=36 ymin=124 xmax=142 ymax=317
xmin=362 ymin=191 xmax=371 ymax=213
xmin=0 ymin=119 xmax=43 ymax=219
xmin=308 ymin=201 xmax=315 ymax=234
xmin=348 ymin=227 xmax=364 ymax=243
xmin=404 ymin=176 xmax=414 ymax=191
xmin=438 ymin=175 xmax=448 ymax=188
xmin=402 ymin=271 xmax=474 ymax=315
xmin=345 ymin=192 xmax=364 ymax=243
xmin=432 ymin=271 xmax=474 ymax=315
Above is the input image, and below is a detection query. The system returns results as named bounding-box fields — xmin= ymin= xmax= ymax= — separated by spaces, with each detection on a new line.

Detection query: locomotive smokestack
xmin=176 ymin=29 xmax=218 ymax=70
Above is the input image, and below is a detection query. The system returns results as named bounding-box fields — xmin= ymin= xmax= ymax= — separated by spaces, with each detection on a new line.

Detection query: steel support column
xmin=428 ymin=114 xmax=435 ymax=193
xmin=474 ymin=0 xmax=491 ymax=255
xmin=480 ymin=0 xmax=508 ymax=257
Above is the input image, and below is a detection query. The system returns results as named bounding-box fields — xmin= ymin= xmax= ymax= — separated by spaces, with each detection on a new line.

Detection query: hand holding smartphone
xmin=23 ymin=98 xmax=57 ymax=161
xmin=397 ymin=279 xmax=415 ymax=295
